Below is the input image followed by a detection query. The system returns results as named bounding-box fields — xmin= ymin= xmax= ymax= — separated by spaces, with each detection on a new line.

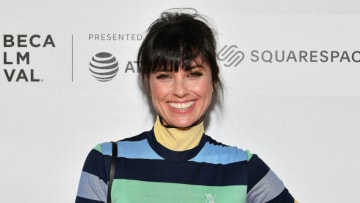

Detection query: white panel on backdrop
xmin=1 ymin=0 xmax=360 ymax=203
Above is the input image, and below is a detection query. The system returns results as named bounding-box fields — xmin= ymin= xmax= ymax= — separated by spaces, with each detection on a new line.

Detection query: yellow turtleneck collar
xmin=153 ymin=116 xmax=205 ymax=151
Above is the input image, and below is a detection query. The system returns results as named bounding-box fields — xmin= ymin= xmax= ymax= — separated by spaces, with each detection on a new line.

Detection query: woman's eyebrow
xmin=189 ymin=64 xmax=205 ymax=70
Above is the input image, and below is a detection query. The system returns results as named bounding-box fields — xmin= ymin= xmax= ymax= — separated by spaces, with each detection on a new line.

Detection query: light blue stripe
xmin=100 ymin=142 xmax=113 ymax=155
xmin=76 ymin=171 xmax=107 ymax=202
xmin=190 ymin=142 xmax=247 ymax=164
xmin=101 ymin=140 xmax=164 ymax=160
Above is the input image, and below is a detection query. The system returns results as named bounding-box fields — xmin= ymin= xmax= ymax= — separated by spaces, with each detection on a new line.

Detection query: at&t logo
xmin=88 ymin=51 xmax=139 ymax=82
xmin=89 ymin=52 xmax=119 ymax=82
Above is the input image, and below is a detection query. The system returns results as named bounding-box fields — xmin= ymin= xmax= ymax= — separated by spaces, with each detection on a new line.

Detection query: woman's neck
xmin=153 ymin=116 xmax=205 ymax=151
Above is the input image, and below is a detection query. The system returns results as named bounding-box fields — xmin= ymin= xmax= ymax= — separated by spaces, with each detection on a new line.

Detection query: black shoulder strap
xmin=107 ymin=141 xmax=117 ymax=203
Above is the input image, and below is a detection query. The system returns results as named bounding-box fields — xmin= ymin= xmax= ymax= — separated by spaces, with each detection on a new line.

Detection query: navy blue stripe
xmin=121 ymin=131 xmax=148 ymax=142
xmin=75 ymin=196 xmax=103 ymax=203
xmin=82 ymin=149 xmax=111 ymax=183
xmin=115 ymin=157 xmax=248 ymax=186
xmin=247 ymin=154 xmax=270 ymax=192
xmin=206 ymin=136 xmax=228 ymax=147
xmin=147 ymin=129 xmax=208 ymax=161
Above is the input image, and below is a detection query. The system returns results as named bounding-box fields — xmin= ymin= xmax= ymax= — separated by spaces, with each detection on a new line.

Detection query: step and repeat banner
xmin=1 ymin=0 xmax=360 ymax=202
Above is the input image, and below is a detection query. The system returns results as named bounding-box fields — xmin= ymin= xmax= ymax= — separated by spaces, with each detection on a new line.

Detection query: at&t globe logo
xmin=89 ymin=52 xmax=119 ymax=82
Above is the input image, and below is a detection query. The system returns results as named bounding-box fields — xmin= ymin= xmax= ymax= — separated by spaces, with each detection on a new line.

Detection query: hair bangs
xmin=150 ymin=25 xmax=207 ymax=73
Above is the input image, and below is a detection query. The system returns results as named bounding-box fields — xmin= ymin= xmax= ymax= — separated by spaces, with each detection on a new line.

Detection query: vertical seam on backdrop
xmin=72 ymin=34 xmax=74 ymax=82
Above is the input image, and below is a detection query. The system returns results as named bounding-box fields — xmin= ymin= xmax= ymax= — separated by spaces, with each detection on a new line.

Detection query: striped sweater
xmin=76 ymin=129 xmax=295 ymax=203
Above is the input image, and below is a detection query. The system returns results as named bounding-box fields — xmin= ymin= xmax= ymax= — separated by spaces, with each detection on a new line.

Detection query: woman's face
xmin=148 ymin=59 xmax=213 ymax=128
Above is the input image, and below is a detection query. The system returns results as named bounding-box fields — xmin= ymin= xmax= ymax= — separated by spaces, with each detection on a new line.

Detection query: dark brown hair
xmin=137 ymin=8 xmax=223 ymax=97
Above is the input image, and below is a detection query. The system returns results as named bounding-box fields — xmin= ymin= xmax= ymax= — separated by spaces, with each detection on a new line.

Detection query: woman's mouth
xmin=168 ymin=101 xmax=195 ymax=110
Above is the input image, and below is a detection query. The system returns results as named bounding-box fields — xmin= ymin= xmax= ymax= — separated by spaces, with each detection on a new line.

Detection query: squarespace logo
xmin=1 ymin=34 xmax=55 ymax=82
xmin=217 ymin=45 xmax=360 ymax=67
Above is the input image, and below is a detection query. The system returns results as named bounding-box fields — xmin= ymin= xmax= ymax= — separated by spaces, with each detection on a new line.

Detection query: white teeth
xmin=168 ymin=101 xmax=194 ymax=109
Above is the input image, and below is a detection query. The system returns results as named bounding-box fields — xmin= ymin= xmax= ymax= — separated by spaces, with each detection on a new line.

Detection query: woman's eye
xmin=156 ymin=74 xmax=171 ymax=80
xmin=188 ymin=71 xmax=203 ymax=77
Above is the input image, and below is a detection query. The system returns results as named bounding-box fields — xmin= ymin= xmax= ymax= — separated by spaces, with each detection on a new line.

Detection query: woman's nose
xmin=172 ymin=78 xmax=189 ymax=98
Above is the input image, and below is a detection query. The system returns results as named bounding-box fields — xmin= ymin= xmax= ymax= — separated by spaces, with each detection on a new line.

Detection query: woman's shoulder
xmin=93 ymin=130 xmax=151 ymax=155
xmin=95 ymin=130 xmax=163 ymax=160
xmin=193 ymin=135 xmax=253 ymax=164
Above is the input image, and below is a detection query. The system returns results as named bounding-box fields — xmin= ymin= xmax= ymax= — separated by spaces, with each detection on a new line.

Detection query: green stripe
xmin=94 ymin=144 xmax=102 ymax=153
xmin=111 ymin=179 xmax=247 ymax=203
xmin=246 ymin=150 xmax=253 ymax=161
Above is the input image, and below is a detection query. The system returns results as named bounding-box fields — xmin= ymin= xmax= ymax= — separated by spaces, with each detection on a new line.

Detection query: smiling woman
xmin=148 ymin=59 xmax=213 ymax=128
xmin=76 ymin=8 xmax=297 ymax=203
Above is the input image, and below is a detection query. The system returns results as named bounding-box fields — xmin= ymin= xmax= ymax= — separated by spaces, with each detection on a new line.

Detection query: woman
xmin=76 ymin=9 xmax=297 ymax=203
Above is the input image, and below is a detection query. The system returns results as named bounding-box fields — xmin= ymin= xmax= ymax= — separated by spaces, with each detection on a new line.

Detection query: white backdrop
xmin=1 ymin=0 xmax=360 ymax=202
